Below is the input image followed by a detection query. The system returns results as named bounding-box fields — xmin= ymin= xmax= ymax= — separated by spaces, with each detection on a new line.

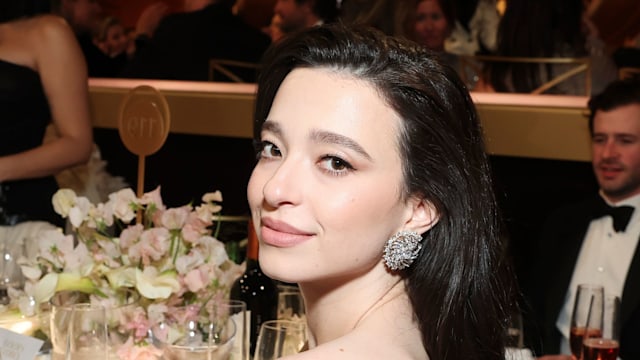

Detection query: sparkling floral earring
xmin=383 ymin=230 xmax=423 ymax=271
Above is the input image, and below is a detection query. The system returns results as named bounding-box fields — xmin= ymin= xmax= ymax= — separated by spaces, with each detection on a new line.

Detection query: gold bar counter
xmin=89 ymin=79 xmax=591 ymax=162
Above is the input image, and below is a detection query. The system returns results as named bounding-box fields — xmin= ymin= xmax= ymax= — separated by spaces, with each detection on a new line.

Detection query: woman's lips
xmin=260 ymin=217 xmax=314 ymax=247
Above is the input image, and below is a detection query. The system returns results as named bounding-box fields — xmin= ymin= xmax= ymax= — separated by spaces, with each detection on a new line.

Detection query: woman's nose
xmin=262 ymin=156 xmax=304 ymax=208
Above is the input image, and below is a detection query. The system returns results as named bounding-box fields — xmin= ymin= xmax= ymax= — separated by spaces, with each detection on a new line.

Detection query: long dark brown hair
xmin=254 ymin=23 xmax=514 ymax=360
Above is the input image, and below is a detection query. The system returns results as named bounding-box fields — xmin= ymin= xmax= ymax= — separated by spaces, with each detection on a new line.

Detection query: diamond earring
xmin=383 ymin=230 xmax=423 ymax=271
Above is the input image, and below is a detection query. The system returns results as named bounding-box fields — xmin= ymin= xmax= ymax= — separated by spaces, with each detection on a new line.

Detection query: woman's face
xmin=247 ymin=68 xmax=415 ymax=285
xmin=105 ymin=24 xmax=128 ymax=56
xmin=414 ymin=0 xmax=450 ymax=51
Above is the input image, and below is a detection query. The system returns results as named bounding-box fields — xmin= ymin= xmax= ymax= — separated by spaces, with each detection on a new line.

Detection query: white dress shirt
xmin=556 ymin=192 xmax=640 ymax=354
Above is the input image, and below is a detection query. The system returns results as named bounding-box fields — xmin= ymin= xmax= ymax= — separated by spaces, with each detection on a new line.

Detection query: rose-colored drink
xmin=582 ymin=338 xmax=619 ymax=360
xmin=570 ymin=327 xmax=602 ymax=359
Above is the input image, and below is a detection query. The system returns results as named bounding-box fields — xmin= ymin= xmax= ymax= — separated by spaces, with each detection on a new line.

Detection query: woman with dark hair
xmin=483 ymin=0 xmax=616 ymax=95
xmin=247 ymin=23 xmax=514 ymax=359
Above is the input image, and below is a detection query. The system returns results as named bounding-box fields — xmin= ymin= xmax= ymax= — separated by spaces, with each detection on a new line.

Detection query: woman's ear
xmin=405 ymin=196 xmax=439 ymax=235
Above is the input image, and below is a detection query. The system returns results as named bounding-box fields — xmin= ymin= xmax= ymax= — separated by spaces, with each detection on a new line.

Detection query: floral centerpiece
xmin=16 ymin=186 xmax=244 ymax=358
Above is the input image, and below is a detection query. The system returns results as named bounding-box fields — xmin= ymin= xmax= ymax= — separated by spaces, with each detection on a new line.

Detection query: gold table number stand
xmin=117 ymin=85 xmax=171 ymax=200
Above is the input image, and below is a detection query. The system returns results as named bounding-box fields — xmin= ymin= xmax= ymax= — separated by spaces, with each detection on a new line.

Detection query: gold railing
xmin=208 ymin=59 xmax=261 ymax=83
xmin=460 ymin=55 xmax=592 ymax=96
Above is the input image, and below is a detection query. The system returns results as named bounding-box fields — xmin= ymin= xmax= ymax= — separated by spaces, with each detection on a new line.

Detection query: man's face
xmin=592 ymin=103 xmax=640 ymax=202
xmin=274 ymin=0 xmax=312 ymax=33
xmin=63 ymin=0 xmax=102 ymax=33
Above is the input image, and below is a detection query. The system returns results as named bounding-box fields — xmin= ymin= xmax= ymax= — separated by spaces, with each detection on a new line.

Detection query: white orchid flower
xmin=135 ymin=267 xmax=180 ymax=299
xmin=32 ymin=273 xmax=95 ymax=303
xmin=105 ymin=267 xmax=137 ymax=289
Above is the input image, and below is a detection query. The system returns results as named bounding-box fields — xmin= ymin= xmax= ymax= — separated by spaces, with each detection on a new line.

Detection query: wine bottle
xmin=231 ymin=219 xmax=278 ymax=356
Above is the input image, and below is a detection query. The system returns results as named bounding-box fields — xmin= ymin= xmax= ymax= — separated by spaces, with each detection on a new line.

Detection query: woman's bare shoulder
xmin=26 ymin=15 xmax=76 ymax=44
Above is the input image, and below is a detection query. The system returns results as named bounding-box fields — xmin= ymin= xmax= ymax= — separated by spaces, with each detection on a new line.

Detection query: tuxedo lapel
xmin=621 ymin=235 xmax=640 ymax=326
xmin=534 ymin=197 xmax=601 ymax=353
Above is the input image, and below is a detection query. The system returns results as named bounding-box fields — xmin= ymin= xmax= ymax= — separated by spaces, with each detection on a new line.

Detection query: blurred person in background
xmin=0 ymin=6 xmax=93 ymax=226
xmin=273 ymin=0 xmax=339 ymax=36
xmin=122 ymin=0 xmax=270 ymax=81
xmin=445 ymin=0 xmax=499 ymax=56
xmin=339 ymin=0 xmax=415 ymax=39
xmin=525 ymin=77 xmax=640 ymax=360
xmin=51 ymin=0 xmax=166 ymax=77
xmin=411 ymin=0 xmax=480 ymax=89
xmin=480 ymin=0 xmax=616 ymax=95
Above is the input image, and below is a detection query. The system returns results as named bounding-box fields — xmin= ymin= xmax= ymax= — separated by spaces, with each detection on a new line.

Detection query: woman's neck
xmin=300 ymin=270 xmax=409 ymax=346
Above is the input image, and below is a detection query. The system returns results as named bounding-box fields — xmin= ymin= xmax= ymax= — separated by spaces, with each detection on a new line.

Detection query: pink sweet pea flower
xmin=116 ymin=337 xmax=162 ymax=360
xmin=139 ymin=186 xmax=165 ymax=211
xmin=120 ymin=223 xmax=144 ymax=250
xmin=160 ymin=206 xmax=190 ymax=230
xmin=107 ymin=188 xmax=138 ymax=223
xmin=183 ymin=267 xmax=207 ymax=292
xmin=128 ymin=228 xmax=170 ymax=266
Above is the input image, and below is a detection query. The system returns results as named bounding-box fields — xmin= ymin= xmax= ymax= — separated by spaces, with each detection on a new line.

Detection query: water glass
xmin=569 ymin=284 xmax=604 ymax=360
xmin=209 ymin=299 xmax=249 ymax=360
xmin=152 ymin=304 xmax=237 ymax=360
xmin=582 ymin=295 xmax=620 ymax=360
xmin=51 ymin=303 xmax=108 ymax=360
xmin=253 ymin=320 xmax=307 ymax=360
xmin=49 ymin=290 xmax=139 ymax=360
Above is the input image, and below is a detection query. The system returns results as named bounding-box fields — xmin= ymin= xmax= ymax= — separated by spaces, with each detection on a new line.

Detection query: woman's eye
xmin=259 ymin=141 xmax=281 ymax=158
xmin=319 ymin=156 xmax=354 ymax=175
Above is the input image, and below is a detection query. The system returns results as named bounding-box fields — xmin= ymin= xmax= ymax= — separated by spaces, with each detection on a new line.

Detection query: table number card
xmin=118 ymin=85 xmax=171 ymax=199
xmin=0 ymin=328 xmax=44 ymax=360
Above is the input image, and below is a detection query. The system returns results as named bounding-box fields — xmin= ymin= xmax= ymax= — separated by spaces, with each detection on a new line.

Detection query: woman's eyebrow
xmin=310 ymin=129 xmax=372 ymax=160
xmin=261 ymin=120 xmax=281 ymax=136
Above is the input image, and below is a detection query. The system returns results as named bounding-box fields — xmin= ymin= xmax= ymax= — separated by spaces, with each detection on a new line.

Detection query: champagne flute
xmin=569 ymin=284 xmax=604 ymax=360
xmin=277 ymin=285 xmax=306 ymax=325
xmin=582 ymin=295 xmax=620 ymax=360
xmin=253 ymin=320 xmax=307 ymax=360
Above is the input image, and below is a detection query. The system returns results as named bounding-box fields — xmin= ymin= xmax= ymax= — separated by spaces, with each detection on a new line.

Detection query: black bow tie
xmin=593 ymin=197 xmax=635 ymax=232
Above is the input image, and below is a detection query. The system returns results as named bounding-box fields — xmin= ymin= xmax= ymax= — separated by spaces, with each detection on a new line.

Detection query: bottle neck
xmin=246 ymin=219 xmax=259 ymax=261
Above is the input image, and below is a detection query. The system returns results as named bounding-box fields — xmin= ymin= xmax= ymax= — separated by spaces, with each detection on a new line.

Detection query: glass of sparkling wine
xmin=582 ymin=295 xmax=620 ymax=360
xmin=253 ymin=320 xmax=307 ymax=360
xmin=569 ymin=284 xmax=604 ymax=360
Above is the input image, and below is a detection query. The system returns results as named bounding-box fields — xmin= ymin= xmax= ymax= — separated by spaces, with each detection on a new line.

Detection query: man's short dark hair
xmin=588 ymin=76 xmax=640 ymax=133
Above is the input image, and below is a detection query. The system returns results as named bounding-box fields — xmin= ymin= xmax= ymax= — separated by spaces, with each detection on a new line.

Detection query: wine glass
xmin=569 ymin=284 xmax=604 ymax=360
xmin=0 ymin=237 xmax=25 ymax=305
xmin=253 ymin=320 xmax=307 ymax=360
xmin=582 ymin=295 xmax=620 ymax=360
xmin=209 ymin=299 xmax=249 ymax=360
xmin=152 ymin=304 xmax=237 ymax=360
xmin=50 ymin=303 xmax=108 ymax=360
xmin=277 ymin=285 xmax=306 ymax=325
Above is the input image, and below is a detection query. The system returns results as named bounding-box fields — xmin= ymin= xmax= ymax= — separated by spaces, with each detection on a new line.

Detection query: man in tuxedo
xmin=121 ymin=0 xmax=271 ymax=81
xmin=524 ymin=77 xmax=640 ymax=359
